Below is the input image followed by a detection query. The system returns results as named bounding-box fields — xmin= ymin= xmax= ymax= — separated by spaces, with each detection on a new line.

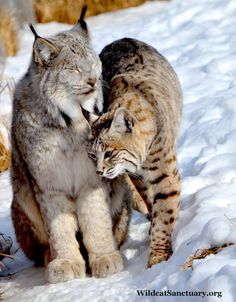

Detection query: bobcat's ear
xmin=33 ymin=38 xmax=60 ymax=65
xmin=29 ymin=24 xmax=60 ymax=65
xmin=109 ymin=108 xmax=135 ymax=135
xmin=72 ymin=5 xmax=89 ymax=39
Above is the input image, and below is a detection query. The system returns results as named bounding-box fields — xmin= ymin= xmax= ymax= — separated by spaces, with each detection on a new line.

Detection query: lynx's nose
xmin=87 ymin=78 xmax=96 ymax=87
xmin=96 ymin=170 xmax=103 ymax=175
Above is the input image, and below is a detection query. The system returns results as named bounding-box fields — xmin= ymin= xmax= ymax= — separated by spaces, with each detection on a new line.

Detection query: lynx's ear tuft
xmin=79 ymin=5 xmax=88 ymax=32
xmin=30 ymin=24 xmax=60 ymax=65
xmin=29 ymin=24 xmax=40 ymax=40
xmin=72 ymin=5 xmax=89 ymax=38
xmin=33 ymin=38 xmax=60 ymax=65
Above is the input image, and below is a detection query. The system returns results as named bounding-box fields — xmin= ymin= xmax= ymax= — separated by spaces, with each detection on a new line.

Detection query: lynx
xmin=88 ymin=38 xmax=182 ymax=268
xmin=11 ymin=8 xmax=130 ymax=283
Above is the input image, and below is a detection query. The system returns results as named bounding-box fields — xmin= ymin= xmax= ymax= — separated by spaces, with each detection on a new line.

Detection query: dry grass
xmin=0 ymin=233 xmax=15 ymax=273
xmin=87 ymin=0 xmax=146 ymax=16
xmin=0 ymin=132 xmax=10 ymax=173
xmin=182 ymin=243 xmax=233 ymax=270
xmin=34 ymin=0 xmax=146 ymax=24
xmin=0 ymin=6 xmax=19 ymax=56
xmin=0 ymin=289 xmax=4 ymax=302
xmin=0 ymin=65 xmax=13 ymax=173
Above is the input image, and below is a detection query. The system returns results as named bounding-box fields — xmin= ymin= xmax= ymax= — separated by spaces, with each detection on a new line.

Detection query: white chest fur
xmin=36 ymin=123 xmax=98 ymax=197
xmin=52 ymin=148 xmax=97 ymax=196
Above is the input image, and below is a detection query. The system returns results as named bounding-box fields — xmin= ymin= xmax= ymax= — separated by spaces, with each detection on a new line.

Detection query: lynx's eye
xmin=72 ymin=69 xmax=81 ymax=74
xmin=104 ymin=151 xmax=113 ymax=159
xmin=88 ymin=152 xmax=97 ymax=161
xmin=66 ymin=68 xmax=81 ymax=73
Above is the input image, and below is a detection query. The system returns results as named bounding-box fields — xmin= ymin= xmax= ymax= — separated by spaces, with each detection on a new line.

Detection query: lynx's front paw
xmin=45 ymin=258 xmax=86 ymax=283
xmin=91 ymin=251 xmax=124 ymax=278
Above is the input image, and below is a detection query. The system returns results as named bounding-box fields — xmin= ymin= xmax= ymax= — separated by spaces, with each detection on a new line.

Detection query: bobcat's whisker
xmin=107 ymin=167 xmax=115 ymax=174
xmin=127 ymin=172 xmax=143 ymax=181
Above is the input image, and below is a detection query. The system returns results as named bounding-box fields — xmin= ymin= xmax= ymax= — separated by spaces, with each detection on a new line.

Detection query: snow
xmin=1 ymin=0 xmax=236 ymax=300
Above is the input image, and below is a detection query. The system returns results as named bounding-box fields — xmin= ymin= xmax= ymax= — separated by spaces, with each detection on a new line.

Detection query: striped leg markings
xmin=143 ymin=143 xmax=181 ymax=267
xmin=147 ymin=189 xmax=179 ymax=268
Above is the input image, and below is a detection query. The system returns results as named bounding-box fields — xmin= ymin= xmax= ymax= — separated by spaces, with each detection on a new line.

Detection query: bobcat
xmin=11 ymin=8 xmax=130 ymax=283
xmin=88 ymin=38 xmax=182 ymax=268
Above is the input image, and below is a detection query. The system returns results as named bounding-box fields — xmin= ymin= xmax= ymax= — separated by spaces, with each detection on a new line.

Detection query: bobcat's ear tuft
xmin=109 ymin=108 xmax=135 ymax=134
xmin=72 ymin=5 xmax=89 ymax=39
xmin=33 ymin=38 xmax=60 ymax=65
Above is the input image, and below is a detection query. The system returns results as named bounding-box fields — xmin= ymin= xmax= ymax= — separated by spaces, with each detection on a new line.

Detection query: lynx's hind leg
xmin=11 ymin=193 xmax=49 ymax=266
xmin=11 ymin=142 xmax=49 ymax=266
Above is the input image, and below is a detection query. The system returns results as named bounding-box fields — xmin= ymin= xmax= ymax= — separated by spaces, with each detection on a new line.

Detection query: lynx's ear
xmin=109 ymin=108 xmax=135 ymax=135
xmin=29 ymin=24 xmax=60 ymax=65
xmin=72 ymin=5 xmax=89 ymax=38
xmin=33 ymin=38 xmax=60 ymax=65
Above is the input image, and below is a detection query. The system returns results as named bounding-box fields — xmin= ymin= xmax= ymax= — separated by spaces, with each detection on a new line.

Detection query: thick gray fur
xmin=11 ymin=18 xmax=130 ymax=283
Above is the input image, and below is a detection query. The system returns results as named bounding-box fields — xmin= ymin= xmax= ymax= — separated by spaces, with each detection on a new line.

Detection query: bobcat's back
xmin=100 ymin=38 xmax=182 ymax=139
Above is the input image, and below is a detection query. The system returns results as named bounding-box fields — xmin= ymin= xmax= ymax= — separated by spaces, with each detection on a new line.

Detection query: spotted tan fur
xmin=89 ymin=38 xmax=182 ymax=268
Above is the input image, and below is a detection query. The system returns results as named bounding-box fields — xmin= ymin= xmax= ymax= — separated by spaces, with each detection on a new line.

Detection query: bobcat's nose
xmin=96 ymin=170 xmax=103 ymax=176
xmin=87 ymin=78 xmax=96 ymax=87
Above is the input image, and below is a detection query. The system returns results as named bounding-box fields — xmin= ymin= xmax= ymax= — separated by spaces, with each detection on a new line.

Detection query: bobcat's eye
xmin=104 ymin=151 xmax=113 ymax=159
xmin=88 ymin=152 xmax=97 ymax=161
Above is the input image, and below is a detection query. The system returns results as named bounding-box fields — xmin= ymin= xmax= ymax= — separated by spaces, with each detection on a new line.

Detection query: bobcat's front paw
xmin=91 ymin=251 xmax=124 ymax=278
xmin=45 ymin=258 xmax=86 ymax=283
xmin=147 ymin=249 xmax=172 ymax=268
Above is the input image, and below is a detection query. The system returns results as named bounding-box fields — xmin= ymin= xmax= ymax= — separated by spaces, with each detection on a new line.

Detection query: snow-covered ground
xmin=1 ymin=0 xmax=236 ymax=301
